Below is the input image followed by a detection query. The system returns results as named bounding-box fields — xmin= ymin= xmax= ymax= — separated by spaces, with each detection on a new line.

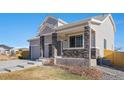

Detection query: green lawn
xmin=0 ymin=66 xmax=89 ymax=80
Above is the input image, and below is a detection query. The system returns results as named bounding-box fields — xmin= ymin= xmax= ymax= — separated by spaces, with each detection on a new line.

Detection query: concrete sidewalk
xmin=0 ymin=60 xmax=42 ymax=73
xmin=97 ymin=65 xmax=124 ymax=80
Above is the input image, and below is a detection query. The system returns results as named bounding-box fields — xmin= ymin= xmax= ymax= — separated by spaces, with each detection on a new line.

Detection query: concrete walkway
xmin=0 ymin=60 xmax=42 ymax=73
xmin=97 ymin=65 xmax=124 ymax=80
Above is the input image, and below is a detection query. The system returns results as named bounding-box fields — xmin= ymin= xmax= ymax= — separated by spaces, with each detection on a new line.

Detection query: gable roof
xmin=28 ymin=14 xmax=116 ymax=41
xmin=39 ymin=16 xmax=67 ymax=32
xmin=0 ymin=44 xmax=13 ymax=50
xmin=28 ymin=36 xmax=40 ymax=41
xmin=55 ymin=14 xmax=116 ymax=32
xmin=93 ymin=14 xmax=108 ymax=21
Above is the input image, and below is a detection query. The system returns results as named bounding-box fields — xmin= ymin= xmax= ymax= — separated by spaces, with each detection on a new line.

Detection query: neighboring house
xmin=0 ymin=44 xmax=13 ymax=55
xmin=28 ymin=14 xmax=115 ymax=66
xmin=12 ymin=48 xmax=29 ymax=54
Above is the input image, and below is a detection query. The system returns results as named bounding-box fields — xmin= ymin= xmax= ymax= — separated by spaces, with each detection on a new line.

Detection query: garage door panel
xmin=31 ymin=46 xmax=40 ymax=60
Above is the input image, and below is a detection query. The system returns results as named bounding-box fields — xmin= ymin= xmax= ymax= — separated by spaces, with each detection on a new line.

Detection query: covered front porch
xmin=56 ymin=25 xmax=99 ymax=59
xmin=40 ymin=24 xmax=99 ymax=66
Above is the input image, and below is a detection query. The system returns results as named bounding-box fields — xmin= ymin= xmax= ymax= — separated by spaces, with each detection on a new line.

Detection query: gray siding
xmin=91 ymin=17 xmax=115 ymax=57
xmin=30 ymin=39 xmax=40 ymax=46
xmin=45 ymin=17 xmax=58 ymax=26
xmin=40 ymin=26 xmax=55 ymax=35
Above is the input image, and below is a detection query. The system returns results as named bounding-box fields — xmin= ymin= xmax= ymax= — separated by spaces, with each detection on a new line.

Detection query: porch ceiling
xmin=56 ymin=25 xmax=96 ymax=36
xmin=56 ymin=25 xmax=86 ymax=35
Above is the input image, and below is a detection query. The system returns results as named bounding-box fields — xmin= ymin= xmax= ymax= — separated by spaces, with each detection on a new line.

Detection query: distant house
xmin=0 ymin=44 xmax=13 ymax=55
xmin=28 ymin=14 xmax=115 ymax=66
xmin=12 ymin=48 xmax=29 ymax=55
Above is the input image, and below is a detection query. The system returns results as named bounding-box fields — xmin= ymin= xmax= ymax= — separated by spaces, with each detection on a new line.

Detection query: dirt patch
xmin=0 ymin=55 xmax=17 ymax=61
xmin=55 ymin=65 xmax=103 ymax=80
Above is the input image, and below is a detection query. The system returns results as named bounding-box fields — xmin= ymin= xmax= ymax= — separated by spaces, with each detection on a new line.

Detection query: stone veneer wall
xmin=83 ymin=26 xmax=91 ymax=59
xmin=63 ymin=48 xmax=99 ymax=59
xmin=52 ymin=33 xmax=58 ymax=57
xmin=63 ymin=49 xmax=86 ymax=58
xmin=56 ymin=58 xmax=89 ymax=67
xmin=40 ymin=36 xmax=44 ymax=57
xmin=52 ymin=33 xmax=57 ymax=46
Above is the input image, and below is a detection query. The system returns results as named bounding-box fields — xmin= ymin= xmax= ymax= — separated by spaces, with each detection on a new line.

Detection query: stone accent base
xmin=90 ymin=59 xmax=97 ymax=66
xmin=55 ymin=58 xmax=90 ymax=67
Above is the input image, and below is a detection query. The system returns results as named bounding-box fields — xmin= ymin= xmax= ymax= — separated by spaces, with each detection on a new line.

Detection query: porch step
xmin=17 ymin=64 xmax=34 ymax=68
xmin=27 ymin=62 xmax=36 ymax=65
xmin=36 ymin=59 xmax=42 ymax=62
xmin=37 ymin=57 xmax=52 ymax=62
xmin=4 ymin=67 xmax=23 ymax=72
xmin=27 ymin=61 xmax=42 ymax=66
xmin=37 ymin=58 xmax=43 ymax=62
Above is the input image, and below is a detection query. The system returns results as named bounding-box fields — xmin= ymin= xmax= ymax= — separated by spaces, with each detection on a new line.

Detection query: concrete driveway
xmin=0 ymin=60 xmax=42 ymax=72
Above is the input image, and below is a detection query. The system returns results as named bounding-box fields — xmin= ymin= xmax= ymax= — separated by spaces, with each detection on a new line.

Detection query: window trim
xmin=68 ymin=33 xmax=84 ymax=49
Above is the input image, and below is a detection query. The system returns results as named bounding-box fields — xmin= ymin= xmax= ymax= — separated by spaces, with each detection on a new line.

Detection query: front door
xmin=57 ymin=41 xmax=62 ymax=56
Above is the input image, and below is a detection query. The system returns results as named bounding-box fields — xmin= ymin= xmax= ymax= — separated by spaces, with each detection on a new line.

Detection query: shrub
xmin=18 ymin=56 xmax=23 ymax=59
xmin=97 ymin=56 xmax=103 ymax=65
xmin=42 ymin=59 xmax=54 ymax=66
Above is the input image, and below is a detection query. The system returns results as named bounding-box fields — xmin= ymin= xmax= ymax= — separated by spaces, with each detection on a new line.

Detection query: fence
xmin=104 ymin=49 xmax=124 ymax=67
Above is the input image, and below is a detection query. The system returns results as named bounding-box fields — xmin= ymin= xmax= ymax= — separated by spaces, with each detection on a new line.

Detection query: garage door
xmin=31 ymin=46 xmax=40 ymax=60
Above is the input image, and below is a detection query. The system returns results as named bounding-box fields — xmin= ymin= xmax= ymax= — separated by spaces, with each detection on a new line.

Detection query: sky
xmin=0 ymin=13 xmax=124 ymax=50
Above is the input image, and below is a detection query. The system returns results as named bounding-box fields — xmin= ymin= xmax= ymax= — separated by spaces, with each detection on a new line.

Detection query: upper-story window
xmin=104 ymin=39 xmax=107 ymax=49
xmin=69 ymin=35 xmax=83 ymax=48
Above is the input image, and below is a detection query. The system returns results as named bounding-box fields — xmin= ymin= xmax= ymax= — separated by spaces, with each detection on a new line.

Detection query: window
xmin=76 ymin=35 xmax=83 ymax=47
xmin=69 ymin=35 xmax=83 ymax=48
xmin=104 ymin=39 xmax=107 ymax=49
xmin=70 ymin=36 xmax=75 ymax=48
xmin=91 ymin=31 xmax=95 ymax=47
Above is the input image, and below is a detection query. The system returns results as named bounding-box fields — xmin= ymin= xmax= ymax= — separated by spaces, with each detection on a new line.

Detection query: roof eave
xmin=55 ymin=20 xmax=90 ymax=31
xmin=28 ymin=37 xmax=40 ymax=42
xmin=90 ymin=18 xmax=102 ymax=25
xmin=109 ymin=15 xmax=116 ymax=32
